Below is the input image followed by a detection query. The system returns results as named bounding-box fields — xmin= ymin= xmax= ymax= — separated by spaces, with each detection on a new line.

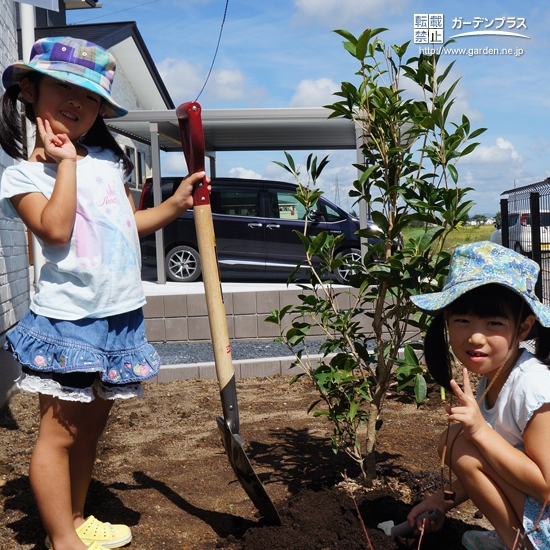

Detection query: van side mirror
xmin=309 ymin=210 xmax=324 ymax=222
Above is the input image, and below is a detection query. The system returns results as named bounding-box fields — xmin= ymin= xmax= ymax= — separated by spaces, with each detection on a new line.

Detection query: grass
xmin=402 ymin=225 xmax=495 ymax=252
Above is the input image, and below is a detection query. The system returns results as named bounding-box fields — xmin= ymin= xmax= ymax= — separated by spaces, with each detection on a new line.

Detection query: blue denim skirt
xmin=5 ymin=309 xmax=161 ymax=402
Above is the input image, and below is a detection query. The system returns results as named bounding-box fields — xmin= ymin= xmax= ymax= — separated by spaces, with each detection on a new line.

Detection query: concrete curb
xmin=150 ymin=353 xmax=333 ymax=383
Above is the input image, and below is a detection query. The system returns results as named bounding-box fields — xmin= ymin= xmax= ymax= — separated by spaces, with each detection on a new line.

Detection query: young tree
xmin=267 ymin=28 xmax=485 ymax=484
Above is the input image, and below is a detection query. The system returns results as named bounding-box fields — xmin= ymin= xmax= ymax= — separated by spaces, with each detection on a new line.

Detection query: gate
xmin=500 ymin=178 xmax=550 ymax=305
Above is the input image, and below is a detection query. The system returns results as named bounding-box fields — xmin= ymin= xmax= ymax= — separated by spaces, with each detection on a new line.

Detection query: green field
xmin=402 ymin=225 xmax=495 ymax=252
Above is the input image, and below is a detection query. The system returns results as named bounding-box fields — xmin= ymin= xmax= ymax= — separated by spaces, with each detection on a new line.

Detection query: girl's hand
xmin=407 ymin=498 xmax=446 ymax=535
xmin=172 ymin=171 xmax=210 ymax=212
xmin=36 ymin=117 xmax=77 ymax=164
xmin=447 ymin=368 xmax=487 ymax=440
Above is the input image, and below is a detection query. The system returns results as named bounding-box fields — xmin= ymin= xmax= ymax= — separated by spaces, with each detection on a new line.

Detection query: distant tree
xmin=495 ymin=211 xmax=501 ymax=227
xmin=472 ymin=213 xmax=487 ymax=225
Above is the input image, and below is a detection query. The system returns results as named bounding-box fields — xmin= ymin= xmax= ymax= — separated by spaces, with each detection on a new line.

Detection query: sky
xmin=66 ymin=0 xmax=550 ymax=216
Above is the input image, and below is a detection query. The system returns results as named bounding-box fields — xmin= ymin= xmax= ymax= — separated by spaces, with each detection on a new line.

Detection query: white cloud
xmin=205 ymin=69 xmax=268 ymax=104
xmin=465 ymin=137 xmax=523 ymax=164
xmin=157 ymin=58 xmax=204 ymax=105
xmin=161 ymin=152 xmax=188 ymax=175
xmin=449 ymin=92 xmax=483 ymax=123
xmin=530 ymin=136 xmax=550 ymax=153
xmin=293 ymin=0 xmax=408 ymax=26
xmin=206 ymin=69 xmax=248 ymax=101
xmin=228 ymin=167 xmax=263 ymax=179
xmin=157 ymin=59 xmax=266 ymax=105
xmin=289 ymin=78 xmax=339 ymax=107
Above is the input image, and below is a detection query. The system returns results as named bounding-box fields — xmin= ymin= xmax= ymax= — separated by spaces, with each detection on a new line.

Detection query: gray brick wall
xmin=0 ymin=1 xmax=28 ymax=409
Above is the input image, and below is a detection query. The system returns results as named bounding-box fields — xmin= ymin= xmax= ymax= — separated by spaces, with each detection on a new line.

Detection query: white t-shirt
xmin=478 ymin=350 xmax=550 ymax=453
xmin=0 ymin=146 xmax=146 ymax=320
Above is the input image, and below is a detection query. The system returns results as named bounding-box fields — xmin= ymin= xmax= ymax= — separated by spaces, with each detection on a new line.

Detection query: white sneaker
xmin=462 ymin=530 xmax=509 ymax=550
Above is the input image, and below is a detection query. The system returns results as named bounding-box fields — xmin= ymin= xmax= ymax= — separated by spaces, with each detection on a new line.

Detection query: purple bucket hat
xmin=411 ymin=241 xmax=550 ymax=327
xmin=2 ymin=36 xmax=127 ymax=118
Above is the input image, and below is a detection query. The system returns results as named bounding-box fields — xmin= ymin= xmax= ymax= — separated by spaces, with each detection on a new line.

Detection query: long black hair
xmin=424 ymin=283 xmax=550 ymax=389
xmin=0 ymin=72 xmax=133 ymax=177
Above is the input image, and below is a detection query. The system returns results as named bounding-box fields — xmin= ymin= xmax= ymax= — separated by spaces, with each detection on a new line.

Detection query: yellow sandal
xmin=45 ymin=515 xmax=132 ymax=548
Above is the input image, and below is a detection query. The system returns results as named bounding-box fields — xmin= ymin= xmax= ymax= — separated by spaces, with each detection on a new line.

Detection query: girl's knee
xmin=437 ymin=424 xmax=462 ymax=458
xmin=75 ymin=397 xmax=113 ymax=441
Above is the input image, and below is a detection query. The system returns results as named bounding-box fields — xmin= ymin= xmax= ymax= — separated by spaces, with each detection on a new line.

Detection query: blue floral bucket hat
xmin=411 ymin=241 xmax=550 ymax=327
xmin=2 ymin=36 xmax=127 ymax=118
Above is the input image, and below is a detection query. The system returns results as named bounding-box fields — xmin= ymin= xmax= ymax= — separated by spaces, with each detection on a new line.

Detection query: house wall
xmin=112 ymin=61 xmax=143 ymax=111
xmin=0 ymin=0 xmax=28 ymax=410
xmin=111 ymin=63 xmax=153 ymax=203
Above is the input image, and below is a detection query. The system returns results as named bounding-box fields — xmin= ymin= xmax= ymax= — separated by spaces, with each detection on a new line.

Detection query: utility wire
xmin=68 ymin=0 xmax=163 ymax=24
xmin=195 ymin=0 xmax=229 ymax=102
xmin=69 ymin=0 xmax=229 ymax=103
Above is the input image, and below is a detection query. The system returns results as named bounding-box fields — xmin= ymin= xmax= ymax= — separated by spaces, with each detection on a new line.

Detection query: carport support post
xmin=150 ymin=122 xmax=166 ymax=284
xmin=355 ymin=125 xmax=370 ymax=262
xmin=530 ymin=192 xmax=543 ymax=299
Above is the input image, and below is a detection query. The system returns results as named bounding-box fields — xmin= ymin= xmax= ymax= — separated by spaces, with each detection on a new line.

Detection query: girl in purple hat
xmin=0 ymin=36 xmax=207 ymax=550
xmin=406 ymin=242 xmax=550 ymax=550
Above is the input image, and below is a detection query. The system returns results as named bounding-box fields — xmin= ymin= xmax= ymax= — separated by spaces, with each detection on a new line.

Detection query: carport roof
xmin=106 ymin=107 xmax=358 ymax=153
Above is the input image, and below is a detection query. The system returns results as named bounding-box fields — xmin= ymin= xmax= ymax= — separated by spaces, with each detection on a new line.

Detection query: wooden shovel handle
xmin=177 ymin=101 xmax=238 ymax=430
xmin=193 ymin=204 xmax=234 ymax=389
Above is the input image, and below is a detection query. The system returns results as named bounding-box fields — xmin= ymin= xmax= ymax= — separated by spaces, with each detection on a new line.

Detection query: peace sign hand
xmin=36 ymin=117 xmax=77 ymax=164
xmin=447 ymin=368 xmax=488 ymax=441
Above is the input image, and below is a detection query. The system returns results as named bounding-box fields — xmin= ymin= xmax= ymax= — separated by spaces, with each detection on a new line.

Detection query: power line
xmin=195 ymin=0 xmax=229 ymax=102
xmin=68 ymin=0 xmax=164 ymax=24
xmin=69 ymin=0 xmax=230 ymax=104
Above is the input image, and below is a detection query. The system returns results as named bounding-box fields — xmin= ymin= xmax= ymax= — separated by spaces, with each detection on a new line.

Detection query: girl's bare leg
xmin=441 ymin=425 xmax=531 ymax=549
xmin=69 ymin=394 xmax=113 ymax=526
xmin=30 ymin=394 xmax=89 ymax=550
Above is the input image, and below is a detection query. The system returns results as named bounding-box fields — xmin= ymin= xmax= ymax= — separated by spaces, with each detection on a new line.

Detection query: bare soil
xmin=0 ymin=375 xmax=491 ymax=549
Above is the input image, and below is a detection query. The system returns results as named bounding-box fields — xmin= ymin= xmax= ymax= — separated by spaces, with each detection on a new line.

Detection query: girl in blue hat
xmin=407 ymin=242 xmax=550 ymax=550
xmin=0 ymin=36 xmax=207 ymax=550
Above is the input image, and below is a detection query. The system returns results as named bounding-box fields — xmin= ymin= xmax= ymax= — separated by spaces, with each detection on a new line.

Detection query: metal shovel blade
xmin=216 ymin=415 xmax=280 ymax=525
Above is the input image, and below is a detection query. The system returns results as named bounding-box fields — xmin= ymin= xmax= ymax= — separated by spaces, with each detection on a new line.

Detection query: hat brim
xmin=3 ymin=63 xmax=127 ymax=119
xmin=411 ymin=280 xmax=550 ymax=328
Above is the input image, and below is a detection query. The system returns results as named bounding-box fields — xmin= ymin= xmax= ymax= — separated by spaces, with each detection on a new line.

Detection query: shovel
xmin=377 ymin=508 xmax=441 ymax=537
xmin=175 ymin=101 xmax=281 ymax=526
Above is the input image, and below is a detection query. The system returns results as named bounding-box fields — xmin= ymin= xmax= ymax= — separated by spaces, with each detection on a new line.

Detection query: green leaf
xmin=448 ymin=163 xmax=459 ymax=184
xmin=403 ymin=344 xmax=420 ymax=368
xmin=459 ymin=142 xmax=481 ymax=157
xmin=414 ymin=375 xmax=428 ymax=404
xmin=333 ymin=29 xmax=358 ymax=45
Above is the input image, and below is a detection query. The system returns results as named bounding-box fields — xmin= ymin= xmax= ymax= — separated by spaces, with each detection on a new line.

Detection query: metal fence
xmin=500 ymin=178 xmax=550 ymax=305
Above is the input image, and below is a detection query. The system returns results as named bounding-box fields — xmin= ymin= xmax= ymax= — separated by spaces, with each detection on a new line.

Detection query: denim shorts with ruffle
xmin=4 ymin=308 xmax=161 ymax=402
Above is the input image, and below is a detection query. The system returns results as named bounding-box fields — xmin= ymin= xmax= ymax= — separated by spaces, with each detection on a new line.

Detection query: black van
xmin=139 ymin=177 xmax=378 ymax=283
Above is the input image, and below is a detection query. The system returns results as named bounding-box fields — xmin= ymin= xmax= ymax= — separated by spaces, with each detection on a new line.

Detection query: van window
xmin=212 ymin=189 xmax=259 ymax=217
xmin=267 ymin=191 xmax=307 ymax=220
xmin=318 ymin=199 xmax=346 ymax=222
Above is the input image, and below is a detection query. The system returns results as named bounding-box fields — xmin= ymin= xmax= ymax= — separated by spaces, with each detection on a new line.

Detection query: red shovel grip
xmin=175 ymin=101 xmax=209 ymax=205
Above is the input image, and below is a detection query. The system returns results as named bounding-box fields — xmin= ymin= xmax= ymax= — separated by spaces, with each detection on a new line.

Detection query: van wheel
xmin=335 ymin=248 xmax=362 ymax=284
xmin=165 ymin=245 xmax=202 ymax=282
xmin=514 ymin=242 xmax=523 ymax=255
